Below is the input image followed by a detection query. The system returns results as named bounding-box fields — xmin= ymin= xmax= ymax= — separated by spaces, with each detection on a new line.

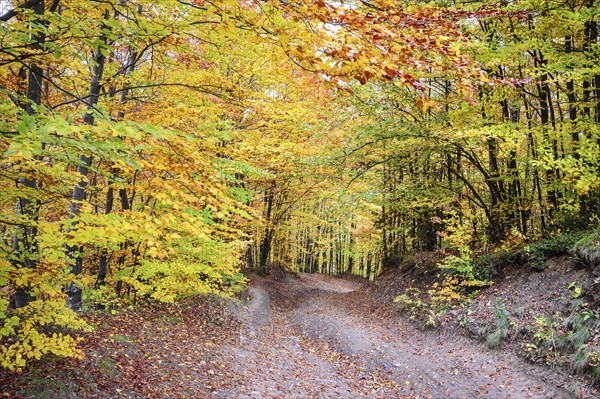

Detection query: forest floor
xmin=2 ymin=261 xmax=598 ymax=398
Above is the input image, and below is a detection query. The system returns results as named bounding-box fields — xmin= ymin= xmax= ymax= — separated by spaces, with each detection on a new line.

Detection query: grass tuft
xmin=486 ymin=299 xmax=511 ymax=349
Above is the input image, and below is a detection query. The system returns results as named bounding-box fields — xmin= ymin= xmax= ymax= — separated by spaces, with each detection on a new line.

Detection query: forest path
xmin=211 ymin=273 xmax=575 ymax=399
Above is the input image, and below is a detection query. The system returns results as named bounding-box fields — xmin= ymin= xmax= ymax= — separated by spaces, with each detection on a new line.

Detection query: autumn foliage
xmin=2 ymin=0 xmax=599 ymax=376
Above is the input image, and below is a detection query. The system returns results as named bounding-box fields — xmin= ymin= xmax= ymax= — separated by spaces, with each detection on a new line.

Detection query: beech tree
xmin=0 ymin=0 xmax=301 ymax=369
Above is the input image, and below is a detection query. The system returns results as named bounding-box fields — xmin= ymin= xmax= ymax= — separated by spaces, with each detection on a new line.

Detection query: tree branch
xmin=0 ymin=0 xmax=44 ymax=22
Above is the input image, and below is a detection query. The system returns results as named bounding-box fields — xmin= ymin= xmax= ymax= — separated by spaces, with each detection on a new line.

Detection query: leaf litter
xmin=1 ymin=271 xmax=591 ymax=398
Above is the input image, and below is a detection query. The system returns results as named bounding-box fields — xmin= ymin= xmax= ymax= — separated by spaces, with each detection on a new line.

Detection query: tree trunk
xmin=258 ymin=191 xmax=274 ymax=273
xmin=66 ymin=11 xmax=109 ymax=310
xmin=12 ymin=0 xmax=45 ymax=309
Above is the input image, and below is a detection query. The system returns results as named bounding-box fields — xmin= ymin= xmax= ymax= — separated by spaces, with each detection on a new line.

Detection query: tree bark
xmin=258 ymin=190 xmax=274 ymax=273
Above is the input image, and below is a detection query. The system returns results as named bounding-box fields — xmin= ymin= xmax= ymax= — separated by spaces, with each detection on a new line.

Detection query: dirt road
xmin=210 ymin=273 xmax=576 ymax=399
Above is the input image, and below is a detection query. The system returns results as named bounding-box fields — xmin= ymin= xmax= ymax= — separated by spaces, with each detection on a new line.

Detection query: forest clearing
xmin=2 ymin=0 xmax=600 ymax=397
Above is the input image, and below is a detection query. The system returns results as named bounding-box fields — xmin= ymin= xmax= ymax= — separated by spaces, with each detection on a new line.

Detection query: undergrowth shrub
xmin=397 ymin=252 xmax=444 ymax=277
xmin=486 ymin=299 xmax=512 ymax=349
xmin=520 ymin=294 xmax=600 ymax=382
xmin=395 ymin=206 xmax=492 ymax=329
xmin=524 ymin=314 xmax=563 ymax=365
xmin=472 ymin=231 xmax=585 ymax=276
xmin=394 ymin=256 xmax=490 ymax=329
xmin=525 ymin=231 xmax=585 ymax=271
xmin=394 ymin=288 xmax=438 ymax=329
xmin=571 ymin=231 xmax=600 ymax=270
xmin=473 ymin=250 xmax=522 ymax=280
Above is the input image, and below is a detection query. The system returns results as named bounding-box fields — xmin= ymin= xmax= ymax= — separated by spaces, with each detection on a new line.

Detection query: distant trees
xmin=365 ymin=0 xmax=600 ymax=261
xmin=261 ymin=0 xmax=600 ymax=277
